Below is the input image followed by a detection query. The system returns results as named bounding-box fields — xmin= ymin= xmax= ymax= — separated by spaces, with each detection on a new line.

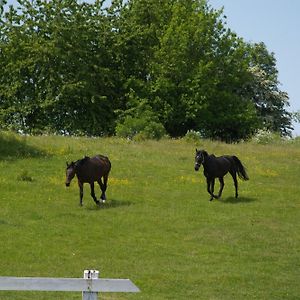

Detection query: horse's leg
xmin=78 ymin=180 xmax=83 ymax=206
xmin=97 ymin=178 xmax=106 ymax=202
xmin=97 ymin=179 xmax=104 ymax=202
xmin=99 ymin=174 xmax=108 ymax=202
xmin=217 ymin=177 xmax=224 ymax=198
xmin=206 ymin=178 xmax=214 ymax=201
xmin=231 ymin=171 xmax=238 ymax=198
xmin=90 ymin=182 xmax=100 ymax=205
xmin=211 ymin=178 xmax=217 ymax=198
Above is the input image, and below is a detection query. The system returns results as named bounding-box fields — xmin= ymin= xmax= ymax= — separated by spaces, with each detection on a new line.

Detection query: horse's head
xmin=65 ymin=162 xmax=76 ymax=187
xmin=194 ymin=149 xmax=208 ymax=171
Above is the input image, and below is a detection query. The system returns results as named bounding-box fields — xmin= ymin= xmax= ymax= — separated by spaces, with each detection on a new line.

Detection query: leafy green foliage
xmin=246 ymin=43 xmax=293 ymax=136
xmin=0 ymin=0 xmax=294 ymax=140
xmin=184 ymin=129 xmax=202 ymax=142
xmin=0 ymin=0 xmax=117 ymax=135
xmin=251 ymin=129 xmax=283 ymax=144
xmin=115 ymin=91 xmax=166 ymax=140
xmin=116 ymin=116 xmax=166 ymax=140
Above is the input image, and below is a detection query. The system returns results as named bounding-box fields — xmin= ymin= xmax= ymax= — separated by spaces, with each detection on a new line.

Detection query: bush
xmin=115 ymin=116 xmax=144 ymax=139
xmin=184 ymin=130 xmax=202 ymax=142
xmin=139 ymin=121 xmax=166 ymax=140
xmin=251 ymin=129 xmax=283 ymax=144
xmin=115 ymin=92 xmax=166 ymax=140
xmin=116 ymin=116 xmax=166 ymax=140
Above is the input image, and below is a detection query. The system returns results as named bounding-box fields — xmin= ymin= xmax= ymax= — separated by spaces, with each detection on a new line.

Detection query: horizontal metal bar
xmin=0 ymin=277 xmax=140 ymax=293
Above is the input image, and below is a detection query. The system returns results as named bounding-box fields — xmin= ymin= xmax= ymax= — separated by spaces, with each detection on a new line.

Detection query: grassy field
xmin=0 ymin=132 xmax=299 ymax=299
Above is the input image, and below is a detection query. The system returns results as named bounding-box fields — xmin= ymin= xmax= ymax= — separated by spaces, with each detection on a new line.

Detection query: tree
xmin=149 ymin=0 xmax=259 ymax=140
xmin=0 ymin=0 xmax=293 ymax=140
xmin=115 ymin=90 xmax=166 ymax=140
xmin=0 ymin=0 xmax=118 ymax=135
xmin=246 ymin=42 xmax=293 ymax=136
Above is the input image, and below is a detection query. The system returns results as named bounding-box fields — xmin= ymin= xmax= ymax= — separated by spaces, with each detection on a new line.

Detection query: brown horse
xmin=65 ymin=155 xmax=111 ymax=206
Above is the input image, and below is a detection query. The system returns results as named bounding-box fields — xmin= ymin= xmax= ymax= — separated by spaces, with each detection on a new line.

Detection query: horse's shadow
xmin=220 ymin=196 xmax=256 ymax=204
xmin=86 ymin=199 xmax=132 ymax=210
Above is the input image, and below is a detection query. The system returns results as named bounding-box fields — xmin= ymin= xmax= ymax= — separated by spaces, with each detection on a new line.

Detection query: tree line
xmin=0 ymin=0 xmax=294 ymax=141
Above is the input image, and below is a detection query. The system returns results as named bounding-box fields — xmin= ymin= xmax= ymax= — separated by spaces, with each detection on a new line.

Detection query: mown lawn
xmin=0 ymin=132 xmax=299 ymax=299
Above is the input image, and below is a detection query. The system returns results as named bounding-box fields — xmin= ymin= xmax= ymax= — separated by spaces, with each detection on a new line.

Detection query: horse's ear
xmin=66 ymin=162 xmax=69 ymax=167
xmin=203 ymin=150 xmax=208 ymax=156
xmin=195 ymin=148 xmax=198 ymax=153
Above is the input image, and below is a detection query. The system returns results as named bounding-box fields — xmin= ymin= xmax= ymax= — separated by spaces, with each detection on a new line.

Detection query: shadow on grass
xmin=86 ymin=199 xmax=133 ymax=210
xmin=0 ymin=132 xmax=46 ymax=160
xmin=220 ymin=196 xmax=257 ymax=204
xmin=0 ymin=219 xmax=8 ymax=225
xmin=0 ymin=219 xmax=21 ymax=227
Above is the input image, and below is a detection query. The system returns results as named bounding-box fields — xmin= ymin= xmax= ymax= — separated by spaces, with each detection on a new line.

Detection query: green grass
xmin=0 ymin=132 xmax=299 ymax=299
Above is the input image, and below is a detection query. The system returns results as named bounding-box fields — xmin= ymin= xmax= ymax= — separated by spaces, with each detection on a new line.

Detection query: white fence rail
xmin=0 ymin=270 xmax=140 ymax=299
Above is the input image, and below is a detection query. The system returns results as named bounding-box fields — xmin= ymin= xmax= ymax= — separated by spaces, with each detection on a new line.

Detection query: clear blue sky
xmin=209 ymin=0 xmax=300 ymax=135
xmin=4 ymin=0 xmax=300 ymax=135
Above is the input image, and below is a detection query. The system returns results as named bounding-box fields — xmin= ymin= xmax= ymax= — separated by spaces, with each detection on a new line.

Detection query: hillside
xmin=0 ymin=132 xmax=299 ymax=299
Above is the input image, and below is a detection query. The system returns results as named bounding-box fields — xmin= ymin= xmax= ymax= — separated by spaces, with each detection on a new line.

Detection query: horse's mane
xmin=76 ymin=156 xmax=90 ymax=167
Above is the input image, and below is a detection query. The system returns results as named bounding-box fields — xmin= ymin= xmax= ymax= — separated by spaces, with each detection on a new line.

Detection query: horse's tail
xmin=232 ymin=156 xmax=249 ymax=181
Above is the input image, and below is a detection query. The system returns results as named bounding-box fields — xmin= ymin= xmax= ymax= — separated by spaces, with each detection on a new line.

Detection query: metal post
xmin=82 ymin=270 xmax=99 ymax=300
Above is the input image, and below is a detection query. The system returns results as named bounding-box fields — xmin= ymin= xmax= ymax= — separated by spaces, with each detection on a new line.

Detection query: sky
xmin=209 ymin=0 xmax=300 ymax=135
xmin=3 ymin=0 xmax=300 ymax=135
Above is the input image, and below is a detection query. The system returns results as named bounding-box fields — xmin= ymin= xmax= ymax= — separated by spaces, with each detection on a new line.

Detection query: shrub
xmin=184 ymin=130 xmax=202 ymax=142
xmin=251 ymin=129 xmax=283 ymax=144
xmin=115 ymin=92 xmax=166 ymax=140
xmin=116 ymin=116 xmax=166 ymax=140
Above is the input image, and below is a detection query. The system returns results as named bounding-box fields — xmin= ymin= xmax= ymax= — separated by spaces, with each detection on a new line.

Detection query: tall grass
xmin=0 ymin=132 xmax=299 ymax=299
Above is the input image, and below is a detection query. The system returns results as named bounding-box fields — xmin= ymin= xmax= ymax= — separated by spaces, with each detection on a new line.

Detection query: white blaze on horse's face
xmin=194 ymin=151 xmax=204 ymax=171
xmin=65 ymin=163 xmax=76 ymax=187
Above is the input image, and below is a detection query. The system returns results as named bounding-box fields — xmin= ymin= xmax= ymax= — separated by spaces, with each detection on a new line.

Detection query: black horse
xmin=65 ymin=155 xmax=111 ymax=206
xmin=194 ymin=149 xmax=249 ymax=201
